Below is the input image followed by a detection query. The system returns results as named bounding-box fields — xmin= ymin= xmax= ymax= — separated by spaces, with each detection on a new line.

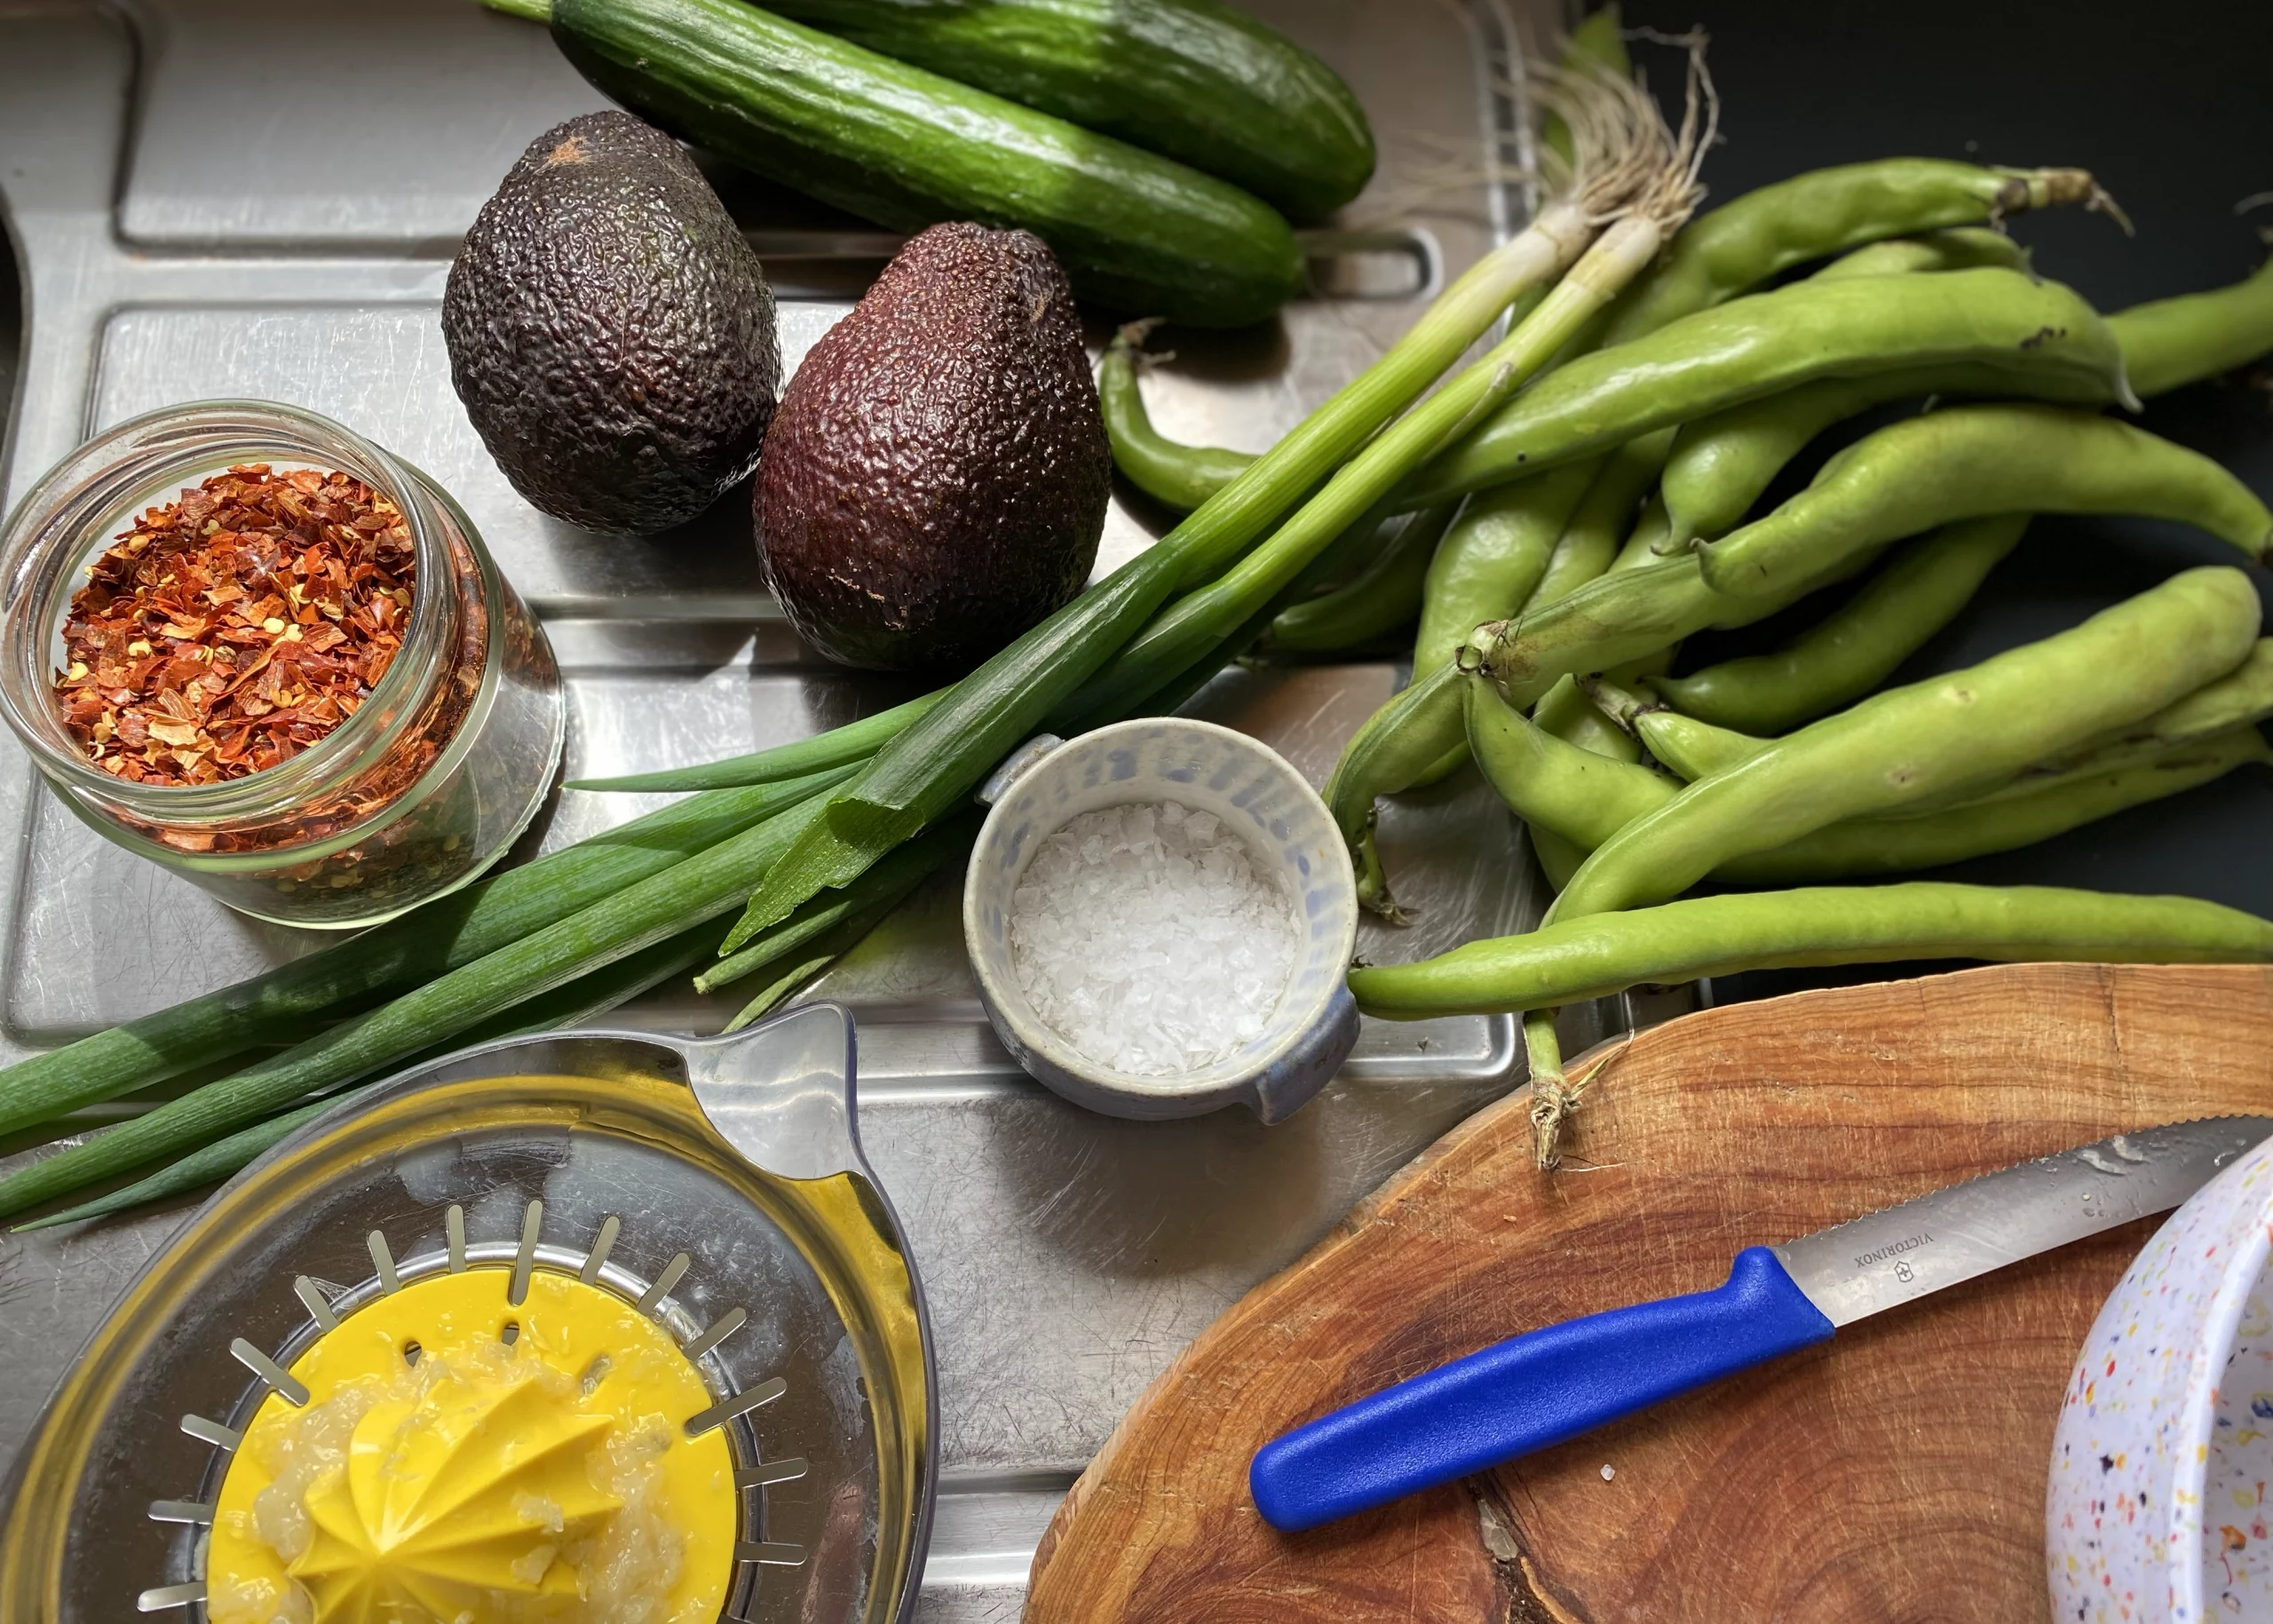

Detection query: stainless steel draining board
xmin=0 ymin=2 xmax=1627 ymax=1615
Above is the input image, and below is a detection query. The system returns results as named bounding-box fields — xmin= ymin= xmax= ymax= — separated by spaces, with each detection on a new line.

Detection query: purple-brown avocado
xmin=756 ymin=222 xmax=1112 ymax=673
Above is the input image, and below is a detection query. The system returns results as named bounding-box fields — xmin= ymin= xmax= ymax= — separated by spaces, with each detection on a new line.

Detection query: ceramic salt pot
xmin=2047 ymin=1134 xmax=2273 ymax=1620
xmin=962 ymin=717 xmax=1359 ymax=1123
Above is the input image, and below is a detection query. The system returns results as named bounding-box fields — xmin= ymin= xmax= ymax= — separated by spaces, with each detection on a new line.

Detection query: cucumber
xmin=541 ymin=0 xmax=1306 ymax=328
xmin=758 ymin=0 xmax=1374 ymax=221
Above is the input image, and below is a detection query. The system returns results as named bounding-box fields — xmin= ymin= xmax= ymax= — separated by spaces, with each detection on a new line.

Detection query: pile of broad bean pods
xmin=1288 ymin=155 xmax=2273 ymax=1158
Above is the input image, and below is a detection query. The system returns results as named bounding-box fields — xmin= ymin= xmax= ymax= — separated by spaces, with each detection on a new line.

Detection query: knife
xmin=1249 ymin=1115 xmax=2273 ymax=1533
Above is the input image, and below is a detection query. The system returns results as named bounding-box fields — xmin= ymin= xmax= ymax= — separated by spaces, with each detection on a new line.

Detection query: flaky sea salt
xmin=1008 ymin=799 xmax=1301 ymax=1077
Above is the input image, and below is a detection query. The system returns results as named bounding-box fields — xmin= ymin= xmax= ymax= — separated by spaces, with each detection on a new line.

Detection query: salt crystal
xmin=1007 ymin=799 xmax=1301 ymax=1077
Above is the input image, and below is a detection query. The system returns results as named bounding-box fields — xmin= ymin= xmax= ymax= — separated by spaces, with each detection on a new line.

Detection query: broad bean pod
xmin=1529 ymin=820 xmax=1589 ymax=894
xmin=1549 ymin=566 xmax=2263 ymax=919
xmin=1651 ymin=635 xmax=2273 ymax=797
xmin=1586 ymin=677 xmax=1759 ymax=780
xmin=1594 ymin=159 xmax=2115 ymax=347
xmin=1810 ymin=226 xmax=2031 ymax=281
xmin=1509 ymin=697 xmax=2262 ymax=888
xmin=1412 ymin=463 xmax=1596 ymax=672
xmin=1472 ymin=543 xmax=1889 ymax=712
xmin=1838 ymin=640 xmax=2273 ymax=820
xmin=1467 ymin=674 xmax=1675 ymax=849
xmin=1410 ymin=268 xmax=2130 ymax=506
xmin=1347 ymin=882 xmax=2273 ymax=1019
xmin=1330 ymin=546 xmax=1882 ymax=913
xmin=1868 ymin=638 xmax=2273 ymax=814
xmin=1328 ymin=664 xmax=1469 ymax=915
xmin=1528 ymin=675 xmax=1651 ymax=890
xmin=1655 ymin=360 xmax=2106 ymax=546
xmin=1656 ymin=514 xmax=2029 ymax=734
xmin=1528 ymin=432 xmax=1673 ymax=608
xmin=1270 ymin=502 xmax=1459 ymax=653
xmin=2059 ymin=638 xmax=2273 ymax=760
xmin=1719 ymin=727 xmax=2271 ymax=885
xmin=1698 ymin=405 xmax=2273 ymax=597
xmin=1517 ymin=712 xmax=2263 ymax=888
xmin=2109 ymin=257 xmax=2273 ymax=400
xmin=1097 ymin=324 xmax=1258 ymax=511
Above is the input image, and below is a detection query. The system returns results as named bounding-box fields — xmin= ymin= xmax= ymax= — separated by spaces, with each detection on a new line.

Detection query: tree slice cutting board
xmin=1026 ymin=962 xmax=2273 ymax=1623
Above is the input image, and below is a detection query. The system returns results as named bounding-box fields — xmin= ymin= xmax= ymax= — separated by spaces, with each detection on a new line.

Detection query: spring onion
xmin=12 ymin=916 xmax=733 ymax=1231
xmin=0 ymin=791 xmax=842 ymax=1220
xmin=0 ymin=766 xmax=857 ymax=1141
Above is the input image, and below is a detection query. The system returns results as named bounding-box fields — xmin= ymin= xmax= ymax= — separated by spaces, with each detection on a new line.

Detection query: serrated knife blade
xmin=1251 ymin=1115 xmax=2273 ymax=1533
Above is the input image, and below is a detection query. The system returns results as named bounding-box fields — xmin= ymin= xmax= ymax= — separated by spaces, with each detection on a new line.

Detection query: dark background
xmin=1612 ymin=0 xmax=2273 ymax=1002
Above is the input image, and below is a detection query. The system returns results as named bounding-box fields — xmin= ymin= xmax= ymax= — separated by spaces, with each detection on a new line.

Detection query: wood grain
xmin=1026 ymin=962 xmax=2273 ymax=1623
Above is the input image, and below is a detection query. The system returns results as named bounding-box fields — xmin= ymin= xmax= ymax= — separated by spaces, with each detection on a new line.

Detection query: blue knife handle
xmin=1248 ymin=1247 xmax=1834 ymax=1532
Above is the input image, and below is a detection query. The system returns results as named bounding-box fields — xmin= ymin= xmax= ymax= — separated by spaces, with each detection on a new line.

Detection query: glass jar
xmin=0 ymin=400 xmax=564 ymax=928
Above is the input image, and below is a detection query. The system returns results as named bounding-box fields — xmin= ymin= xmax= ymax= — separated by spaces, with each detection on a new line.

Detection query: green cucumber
xmin=757 ymin=0 xmax=1374 ymax=221
xmin=536 ymin=0 xmax=1305 ymax=328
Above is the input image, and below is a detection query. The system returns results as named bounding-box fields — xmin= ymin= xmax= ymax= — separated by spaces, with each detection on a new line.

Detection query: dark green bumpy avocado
xmin=443 ymin=111 xmax=780 ymax=533
xmin=756 ymin=223 xmax=1111 ymax=674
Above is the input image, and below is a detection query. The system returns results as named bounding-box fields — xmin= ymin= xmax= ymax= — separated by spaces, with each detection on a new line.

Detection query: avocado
xmin=756 ymin=222 xmax=1111 ymax=674
xmin=443 ymin=111 xmax=780 ymax=533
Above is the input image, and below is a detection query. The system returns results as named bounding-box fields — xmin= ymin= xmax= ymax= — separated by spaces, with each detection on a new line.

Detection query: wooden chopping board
xmin=1026 ymin=962 xmax=2273 ymax=1623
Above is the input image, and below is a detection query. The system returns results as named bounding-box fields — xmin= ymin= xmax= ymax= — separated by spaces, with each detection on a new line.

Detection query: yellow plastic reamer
xmin=204 ymin=1268 xmax=734 ymax=1624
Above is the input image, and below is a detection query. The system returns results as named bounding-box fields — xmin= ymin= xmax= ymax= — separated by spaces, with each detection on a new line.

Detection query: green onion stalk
xmin=11 ymin=915 xmax=733 ymax=1232
xmin=565 ymin=693 xmax=939 ymax=793
xmin=1323 ymin=55 xmax=1716 ymax=923
xmin=0 ymin=765 xmax=859 ymax=1143
xmin=709 ymin=814 xmax=979 ymax=1031
xmin=0 ymin=793 xmax=846 ymax=1222
xmin=703 ymin=814 xmax=981 ymax=999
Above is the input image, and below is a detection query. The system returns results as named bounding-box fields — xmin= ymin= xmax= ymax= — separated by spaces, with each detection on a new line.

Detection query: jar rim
xmin=0 ymin=399 xmax=459 ymax=820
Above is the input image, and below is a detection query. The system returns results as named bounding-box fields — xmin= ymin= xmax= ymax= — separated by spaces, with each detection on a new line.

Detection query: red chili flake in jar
xmin=51 ymin=463 xmax=416 ymax=787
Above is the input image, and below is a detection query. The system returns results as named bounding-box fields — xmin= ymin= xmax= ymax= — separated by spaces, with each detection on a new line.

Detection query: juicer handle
xmin=685 ymin=1002 xmax=864 ymax=1181
xmin=1247 ymin=1247 xmax=1834 ymax=1532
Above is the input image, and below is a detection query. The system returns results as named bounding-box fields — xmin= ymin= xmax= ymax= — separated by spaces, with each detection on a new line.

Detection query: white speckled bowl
xmin=2047 ymin=1136 xmax=2273 ymax=1621
xmin=962 ymin=718 xmax=1359 ymax=1124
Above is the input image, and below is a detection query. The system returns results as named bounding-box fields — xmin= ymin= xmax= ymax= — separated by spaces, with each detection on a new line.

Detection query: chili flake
xmin=52 ymin=463 xmax=416 ymax=787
